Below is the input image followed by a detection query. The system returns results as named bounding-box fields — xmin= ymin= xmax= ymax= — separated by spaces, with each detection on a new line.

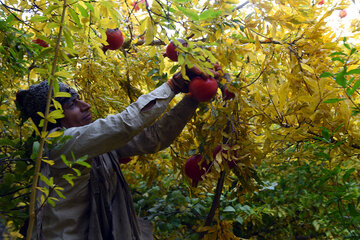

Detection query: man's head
xmin=16 ymin=81 xmax=91 ymax=130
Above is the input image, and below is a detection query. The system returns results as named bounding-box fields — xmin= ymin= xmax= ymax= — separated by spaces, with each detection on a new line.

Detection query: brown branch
xmin=234 ymin=1 xmax=250 ymax=11
xmin=199 ymin=171 xmax=226 ymax=239
xmin=0 ymin=1 xmax=39 ymax=32
xmin=26 ymin=1 xmax=67 ymax=239
xmin=288 ymin=45 xmax=313 ymax=95
xmin=0 ymin=1 xmax=23 ymax=12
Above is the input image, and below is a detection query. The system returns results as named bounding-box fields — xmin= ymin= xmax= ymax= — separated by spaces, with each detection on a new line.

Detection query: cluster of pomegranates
xmin=165 ymin=39 xmax=236 ymax=102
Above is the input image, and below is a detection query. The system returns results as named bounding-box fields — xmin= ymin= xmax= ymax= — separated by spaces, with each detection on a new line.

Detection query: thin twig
xmin=26 ymin=1 xmax=67 ymax=239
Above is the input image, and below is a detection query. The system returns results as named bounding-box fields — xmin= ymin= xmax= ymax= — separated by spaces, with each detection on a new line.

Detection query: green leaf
xmin=331 ymin=57 xmax=345 ymax=64
xmin=30 ymin=16 xmax=48 ymax=23
xmin=37 ymin=47 xmax=53 ymax=59
xmin=322 ymin=127 xmax=330 ymax=142
xmin=329 ymin=52 xmax=347 ymax=56
xmin=223 ymin=206 xmax=236 ymax=212
xmin=323 ymin=98 xmax=346 ymax=103
xmin=335 ymin=69 xmax=347 ymax=88
xmin=63 ymin=28 xmax=73 ymax=49
xmin=320 ymin=72 xmax=332 ymax=78
xmin=316 ymin=151 xmax=330 ymax=160
xmin=347 ymin=76 xmax=355 ymax=86
xmin=39 ymin=173 xmax=53 ymax=187
xmin=332 ymin=140 xmax=344 ymax=148
xmin=55 ymin=189 xmax=66 ymax=199
xmin=177 ymin=6 xmax=199 ymax=21
xmin=53 ymin=79 xmax=60 ymax=93
xmin=343 ymin=168 xmax=355 ymax=181
xmin=0 ymin=138 xmax=16 ymax=147
xmin=332 ymin=166 xmax=341 ymax=175
xmin=5 ymin=14 xmax=15 ymax=23
xmin=84 ymin=2 xmax=94 ymax=12
xmin=346 ymin=68 xmax=360 ymax=75
xmin=346 ymin=79 xmax=360 ymax=96
xmin=332 ymin=124 xmax=344 ymax=134
xmin=76 ymin=160 xmax=91 ymax=168
xmin=68 ymin=7 xmax=82 ymax=28
xmin=350 ymin=48 xmax=357 ymax=55
xmin=170 ymin=65 xmax=180 ymax=74
xmin=72 ymin=168 xmax=81 ymax=176
xmin=236 ymin=216 xmax=243 ymax=224
xmin=77 ymin=155 xmax=88 ymax=162
xmin=47 ymin=197 xmax=57 ymax=207
xmin=31 ymin=141 xmax=40 ymax=160
xmin=61 ymin=154 xmax=70 ymax=166
xmin=199 ymin=9 xmax=222 ymax=21
xmin=63 ymin=174 xmax=75 ymax=186
xmin=77 ymin=4 xmax=89 ymax=17
xmin=147 ymin=68 xmax=159 ymax=77
xmin=44 ymin=5 xmax=60 ymax=15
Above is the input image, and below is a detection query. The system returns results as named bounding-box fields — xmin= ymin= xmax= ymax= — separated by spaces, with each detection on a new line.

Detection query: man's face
xmin=60 ymin=96 xmax=92 ymax=128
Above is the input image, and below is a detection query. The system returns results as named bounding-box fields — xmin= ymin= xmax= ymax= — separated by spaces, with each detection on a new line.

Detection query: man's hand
xmin=167 ymin=63 xmax=223 ymax=94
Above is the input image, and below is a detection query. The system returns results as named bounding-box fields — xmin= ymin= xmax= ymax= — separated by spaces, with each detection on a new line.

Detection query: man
xmin=16 ymin=65 xmax=221 ymax=239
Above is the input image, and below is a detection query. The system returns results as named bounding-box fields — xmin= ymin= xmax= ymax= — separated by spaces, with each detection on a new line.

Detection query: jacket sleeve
xmin=49 ymin=83 xmax=175 ymax=168
xmin=115 ymin=95 xmax=198 ymax=158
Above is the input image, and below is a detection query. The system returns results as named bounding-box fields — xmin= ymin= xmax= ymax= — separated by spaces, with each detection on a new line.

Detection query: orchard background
xmin=1 ymin=0 xmax=360 ymax=239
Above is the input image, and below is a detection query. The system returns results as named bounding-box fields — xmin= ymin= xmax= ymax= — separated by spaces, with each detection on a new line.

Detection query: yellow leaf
xmin=41 ymin=131 xmax=49 ymax=138
xmin=151 ymin=0 xmax=162 ymax=15
xmin=42 ymin=159 xmax=55 ymax=165
xmin=52 ymin=99 xmax=62 ymax=110
xmin=215 ymin=29 xmax=222 ymax=40
xmin=37 ymin=112 xmax=45 ymax=118
xmin=48 ymin=110 xmax=65 ymax=119
xmin=224 ymin=0 xmax=239 ymax=3
xmin=272 ymin=21 xmax=277 ymax=39
xmin=100 ymin=5 xmax=108 ymax=17
xmin=225 ymin=38 xmax=234 ymax=47
xmin=149 ymin=46 xmax=156 ymax=58
xmin=29 ymin=118 xmax=41 ymax=136
xmin=144 ymin=22 xmax=155 ymax=45
xmin=54 ymin=91 xmax=72 ymax=98
xmin=47 ymin=131 xmax=64 ymax=138
xmin=255 ymin=35 xmax=261 ymax=50
xmin=47 ymin=117 xmax=57 ymax=124
xmin=300 ymin=63 xmax=315 ymax=74
xmin=139 ymin=18 xmax=147 ymax=36
xmin=95 ymin=45 xmax=106 ymax=59
xmin=30 ymin=68 xmax=37 ymax=80
xmin=181 ymin=65 xmax=189 ymax=80
xmin=215 ymin=153 xmax=223 ymax=164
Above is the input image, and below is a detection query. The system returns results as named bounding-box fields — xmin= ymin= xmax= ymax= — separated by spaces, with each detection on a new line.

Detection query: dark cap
xmin=16 ymin=80 xmax=78 ymax=129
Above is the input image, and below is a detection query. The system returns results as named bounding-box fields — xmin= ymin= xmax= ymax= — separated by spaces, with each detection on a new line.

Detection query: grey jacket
xmin=35 ymin=83 xmax=198 ymax=239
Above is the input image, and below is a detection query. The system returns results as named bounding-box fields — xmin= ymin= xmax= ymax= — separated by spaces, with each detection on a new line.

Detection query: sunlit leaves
xmin=30 ymin=16 xmax=48 ymax=23
xmin=177 ymin=6 xmax=199 ymax=21
xmin=68 ymin=7 xmax=82 ymax=28
xmin=2 ymin=0 xmax=360 ymax=238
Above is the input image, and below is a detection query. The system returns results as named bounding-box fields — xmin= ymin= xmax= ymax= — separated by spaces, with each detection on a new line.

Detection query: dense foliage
xmin=1 ymin=0 xmax=360 ymax=239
